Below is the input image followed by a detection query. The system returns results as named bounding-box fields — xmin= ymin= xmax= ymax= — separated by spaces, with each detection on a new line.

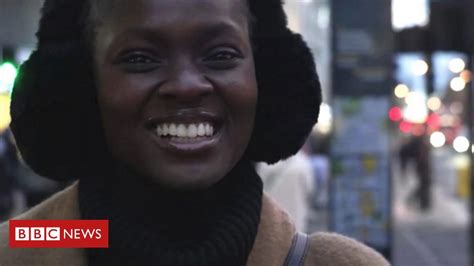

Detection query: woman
xmin=0 ymin=0 xmax=389 ymax=265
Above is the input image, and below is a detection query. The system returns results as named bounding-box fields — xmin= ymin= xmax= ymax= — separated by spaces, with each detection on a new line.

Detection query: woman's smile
xmin=145 ymin=109 xmax=224 ymax=154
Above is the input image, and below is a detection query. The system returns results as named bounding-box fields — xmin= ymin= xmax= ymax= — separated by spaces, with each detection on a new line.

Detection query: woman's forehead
xmin=93 ymin=0 xmax=249 ymax=34
xmin=93 ymin=0 xmax=248 ymax=21
xmin=92 ymin=0 xmax=251 ymax=46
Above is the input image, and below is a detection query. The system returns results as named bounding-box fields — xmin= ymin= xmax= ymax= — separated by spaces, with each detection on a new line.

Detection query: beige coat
xmin=0 ymin=183 xmax=389 ymax=266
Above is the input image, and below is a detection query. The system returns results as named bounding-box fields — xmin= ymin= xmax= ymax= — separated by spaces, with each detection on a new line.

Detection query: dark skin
xmin=93 ymin=0 xmax=258 ymax=190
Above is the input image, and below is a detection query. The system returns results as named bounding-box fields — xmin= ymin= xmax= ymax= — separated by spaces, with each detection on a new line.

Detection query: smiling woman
xmin=0 ymin=0 xmax=388 ymax=265
xmin=94 ymin=0 xmax=257 ymax=189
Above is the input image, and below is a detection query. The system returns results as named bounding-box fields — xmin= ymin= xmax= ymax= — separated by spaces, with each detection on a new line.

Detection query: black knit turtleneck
xmin=78 ymin=160 xmax=263 ymax=266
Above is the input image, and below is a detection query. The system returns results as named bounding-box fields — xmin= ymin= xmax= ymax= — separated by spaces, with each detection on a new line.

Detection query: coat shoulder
xmin=304 ymin=232 xmax=390 ymax=266
xmin=0 ymin=182 xmax=85 ymax=266
xmin=247 ymin=194 xmax=296 ymax=266
xmin=1 ymin=181 xmax=80 ymax=225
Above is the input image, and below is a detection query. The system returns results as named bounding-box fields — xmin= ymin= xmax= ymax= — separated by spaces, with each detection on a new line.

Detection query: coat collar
xmin=0 ymin=182 xmax=295 ymax=266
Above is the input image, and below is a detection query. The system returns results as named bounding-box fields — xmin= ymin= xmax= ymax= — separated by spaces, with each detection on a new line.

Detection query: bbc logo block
xmin=9 ymin=220 xmax=108 ymax=248
xmin=15 ymin=227 xmax=60 ymax=241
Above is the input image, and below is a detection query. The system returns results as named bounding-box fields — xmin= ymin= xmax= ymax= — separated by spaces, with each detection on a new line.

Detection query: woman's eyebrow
xmin=114 ymin=22 xmax=246 ymax=44
xmin=195 ymin=22 xmax=246 ymax=41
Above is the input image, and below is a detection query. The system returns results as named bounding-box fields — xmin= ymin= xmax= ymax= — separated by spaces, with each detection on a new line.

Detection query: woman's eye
xmin=125 ymin=55 xmax=154 ymax=64
xmin=116 ymin=52 xmax=161 ymax=73
xmin=207 ymin=51 xmax=239 ymax=61
xmin=204 ymin=49 xmax=243 ymax=70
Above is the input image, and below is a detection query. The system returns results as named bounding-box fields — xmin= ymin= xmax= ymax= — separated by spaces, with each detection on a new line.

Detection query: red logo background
xmin=9 ymin=220 xmax=108 ymax=248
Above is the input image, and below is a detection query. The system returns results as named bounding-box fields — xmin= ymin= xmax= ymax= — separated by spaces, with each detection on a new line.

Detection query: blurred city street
xmin=0 ymin=0 xmax=473 ymax=264
xmin=393 ymin=147 xmax=469 ymax=266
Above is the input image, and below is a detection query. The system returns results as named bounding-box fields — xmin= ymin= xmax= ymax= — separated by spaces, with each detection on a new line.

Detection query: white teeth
xmin=156 ymin=123 xmax=215 ymax=138
xmin=169 ymin=124 xmax=177 ymax=136
xmin=188 ymin=124 xmax=198 ymax=138
xmin=198 ymin=124 xmax=205 ymax=137
xmin=205 ymin=124 xmax=213 ymax=136
xmin=162 ymin=124 xmax=169 ymax=136
xmin=177 ymin=124 xmax=186 ymax=137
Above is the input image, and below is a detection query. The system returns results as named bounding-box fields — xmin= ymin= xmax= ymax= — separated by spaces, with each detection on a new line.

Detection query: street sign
xmin=330 ymin=0 xmax=393 ymax=259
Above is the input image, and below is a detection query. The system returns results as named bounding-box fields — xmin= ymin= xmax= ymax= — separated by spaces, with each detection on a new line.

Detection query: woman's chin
xmin=145 ymin=169 xmax=225 ymax=191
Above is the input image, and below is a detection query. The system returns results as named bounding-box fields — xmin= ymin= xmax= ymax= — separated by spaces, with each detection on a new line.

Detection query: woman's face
xmin=93 ymin=0 xmax=257 ymax=189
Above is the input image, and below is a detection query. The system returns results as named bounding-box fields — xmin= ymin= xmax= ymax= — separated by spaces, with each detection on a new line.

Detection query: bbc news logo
xmin=9 ymin=220 xmax=108 ymax=248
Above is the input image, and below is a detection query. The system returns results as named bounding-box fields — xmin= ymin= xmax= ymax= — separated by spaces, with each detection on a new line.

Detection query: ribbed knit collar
xmin=78 ymin=160 xmax=263 ymax=266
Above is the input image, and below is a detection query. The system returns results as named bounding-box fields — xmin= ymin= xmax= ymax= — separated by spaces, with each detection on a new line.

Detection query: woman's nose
xmin=158 ymin=64 xmax=213 ymax=100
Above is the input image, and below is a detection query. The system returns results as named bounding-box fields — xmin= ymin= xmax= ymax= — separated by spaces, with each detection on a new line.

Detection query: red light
xmin=426 ymin=113 xmax=440 ymax=129
xmin=399 ymin=121 xmax=411 ymax=133
xmin=389 ymin=107 xmax=403 ymax=121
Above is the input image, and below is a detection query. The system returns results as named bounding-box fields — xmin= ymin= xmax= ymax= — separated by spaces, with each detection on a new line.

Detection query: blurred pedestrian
xmin=399 ymin=135 xmax=432 ymax=210
xmin=15 ymin=159 xmax=65 ymax=208
xmin=310 ymin=150 xmax=330 ymax=209
xmin=257 ymin=149 xmax=315 ymax=233
xmin=0 ymin=129 xmax=19 ymax=220
xmin=0 ymin=0 xmax=389 ymax=265
xmin=398 ymin=137 xmax=412 ymax=177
